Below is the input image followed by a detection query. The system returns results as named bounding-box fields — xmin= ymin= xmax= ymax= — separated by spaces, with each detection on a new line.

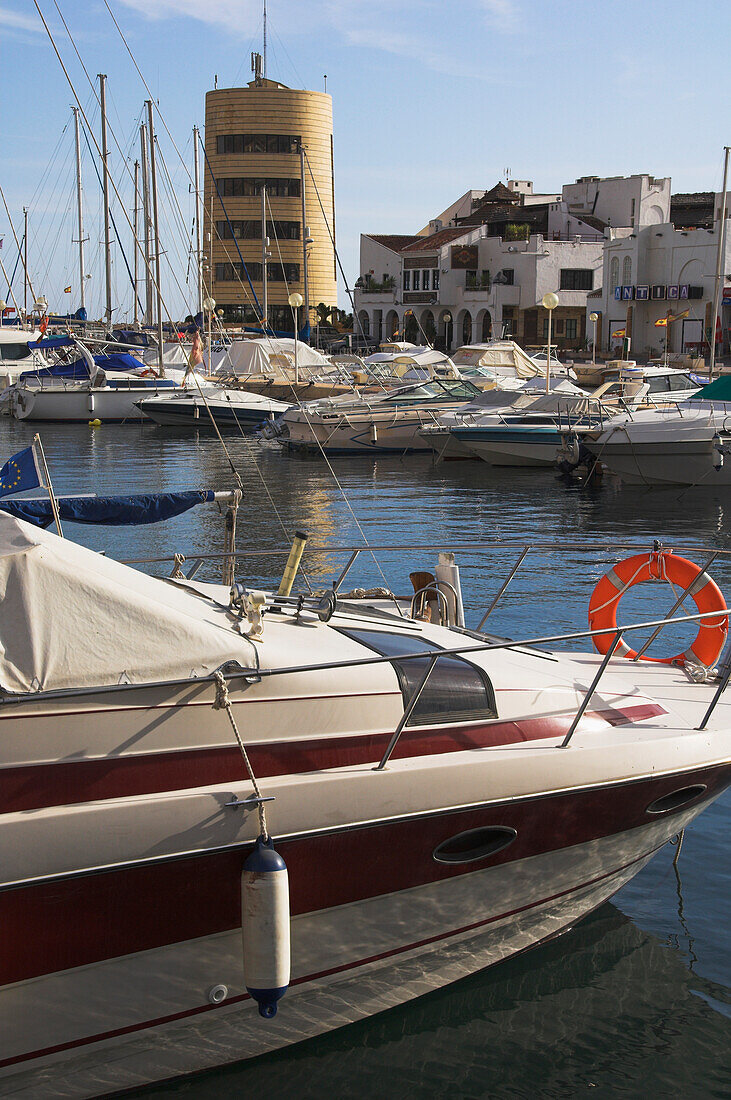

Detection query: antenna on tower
xmin=251 ymin=51 xmax=263 ymax=85
xmin=263 ymin=0 xmax=267 ymax=80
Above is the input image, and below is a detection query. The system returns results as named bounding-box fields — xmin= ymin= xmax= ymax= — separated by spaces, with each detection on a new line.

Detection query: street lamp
xmin=288 ymin=291 xmax=304 ymax=383
xmin=202 ymin=296 xmax=216 ymax=373
xmin=443 ymin=311 xmax=452 ymax=351
xmin=589 ymin=311 xmax=599 ymax=366
xmin=541 ymin=291 xmax=559 ymax=393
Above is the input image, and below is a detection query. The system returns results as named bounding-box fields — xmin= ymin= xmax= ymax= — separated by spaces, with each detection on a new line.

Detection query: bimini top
xmin=0 ymin=512 xmax=256 ymax=695
xmin=451 ymin=341 xmax=542 ymax=379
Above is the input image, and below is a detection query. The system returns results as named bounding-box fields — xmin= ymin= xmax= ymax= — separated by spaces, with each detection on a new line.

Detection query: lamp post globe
xmin=288 ymin=293 xmax=304 ymax=383
xmin=541 ymin=292 xmax=559 ymax=393
xmin=589 ymin=311 xmax=599 ymax=365
xmin=202 ymin=296 xmax=216 ymax=313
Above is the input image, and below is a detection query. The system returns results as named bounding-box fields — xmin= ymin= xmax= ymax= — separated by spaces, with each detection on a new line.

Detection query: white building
xmin=355 ymin=174 xmax=668 ymax=352
xmin=590 ymin=197 xmax=731 ymax=358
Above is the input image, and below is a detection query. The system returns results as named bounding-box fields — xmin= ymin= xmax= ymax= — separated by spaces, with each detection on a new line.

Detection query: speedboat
xmin=6 ymin=345 xmax=183 ymax=423
xmin=136 ymin=385 xmax=291 ymax=428
xmin=419 ymin=379 xmax=582 ymax=460
xmin=280 ymin=378 xmax=483 ymax=455
xmin=583 ymin=375 xmax=731 ymax=486
xmin=1 ymin=513 xmax=729 ymax=1095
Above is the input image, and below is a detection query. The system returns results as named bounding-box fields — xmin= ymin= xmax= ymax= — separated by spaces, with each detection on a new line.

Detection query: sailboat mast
xmin=261 ymin=184 xmax=268 ymax=330
xmin=146 ymin=99 xmax=165 ymax=377
xmin=72 ymin=106 xmax=86 ymax=313
xmin=140 ymin=123 xmax=154 ymax=327
xmin=300 ymin=142 xmax=309 ymax=338
xmin=263 ymin=0 xmax=267 ymax=79
xmin=133 ymin=158 xmax=140 ymax=326
xmin=193 ymin=125 xmax=203 ymax=315
xmin=710 ymin=145 xmax=730 ymax=381
xmin=98 ymin=74 xmax=113 ymax=327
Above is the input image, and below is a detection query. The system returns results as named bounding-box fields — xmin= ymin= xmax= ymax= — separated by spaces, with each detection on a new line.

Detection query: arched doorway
xmin=385 ymin=309 xmax=399 ymax=339
xmin=458 ymin=310 xmax=472 ymax=346
xmin=357 ymin=310 xmax=370 ymax=337
xmin=480 ymin=309 xmax=492 ymax=342
xmin=404 ymin=310 xmax=419 ymax=343
xmin=422 ymin=310 xmax=436 ymax=346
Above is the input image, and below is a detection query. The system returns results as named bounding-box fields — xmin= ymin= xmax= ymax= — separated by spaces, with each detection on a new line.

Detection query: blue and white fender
xmin=241 ymin=836 xmax=290 ymax=1018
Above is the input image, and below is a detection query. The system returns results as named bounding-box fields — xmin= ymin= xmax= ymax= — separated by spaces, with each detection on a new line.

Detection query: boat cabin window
xmin=646 ymin=372 xmax=695 ymax=394
xmin=337 ymin=627 xmax=497 ymax=726
xmin=0 ymin=342 xmax=32 ymax=361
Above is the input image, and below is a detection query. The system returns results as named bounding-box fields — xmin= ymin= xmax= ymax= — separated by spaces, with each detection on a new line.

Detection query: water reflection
xmin=138 ymin=902 xmax=730 ymax=1099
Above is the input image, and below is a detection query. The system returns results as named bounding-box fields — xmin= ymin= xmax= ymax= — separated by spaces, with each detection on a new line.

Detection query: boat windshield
xmin=336 ymin=627 xmax=496 ymax=726
xmin=384 ymin=380 xmax=480 ymax=405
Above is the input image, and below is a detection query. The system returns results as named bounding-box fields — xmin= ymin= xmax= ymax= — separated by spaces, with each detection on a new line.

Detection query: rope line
xmin=213 ymin=670 xmax=268 ymax=839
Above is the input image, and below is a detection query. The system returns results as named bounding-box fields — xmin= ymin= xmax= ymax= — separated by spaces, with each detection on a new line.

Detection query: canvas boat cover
xmin=451 ymin=341 xmax=542 ymax=379
xmin=0 ymin=512 xmax=256 ymax=694
xmin=218 ymin=338 xmax=331 ymax=377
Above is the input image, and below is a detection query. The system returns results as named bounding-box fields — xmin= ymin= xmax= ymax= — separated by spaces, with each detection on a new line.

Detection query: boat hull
xmin=137 ymin=399 xmax=280 ymax=429
xmin=588 ymin=438 xmax=731 ymax=486
xmin=10 ymin=384 xmax=175 ymax=423
xmin=452 ymin=427 xmax=565 ymax=467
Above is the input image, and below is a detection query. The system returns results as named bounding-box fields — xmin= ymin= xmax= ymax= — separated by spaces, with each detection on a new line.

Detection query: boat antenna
xmin=263 ymin=0 xmax=267 ymax=80
xmin=709 ymin=145 xmax=730 ymax=381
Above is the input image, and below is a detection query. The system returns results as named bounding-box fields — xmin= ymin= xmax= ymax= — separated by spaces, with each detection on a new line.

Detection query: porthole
xmin=433 ymin=826 xmax=517 ymax=865
xmin=646 ymin=784 xmax=707 ymax=815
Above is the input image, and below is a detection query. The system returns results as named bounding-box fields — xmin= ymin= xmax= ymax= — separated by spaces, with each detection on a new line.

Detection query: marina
xmin=1 ymin=0 xmax=730 ymax=1095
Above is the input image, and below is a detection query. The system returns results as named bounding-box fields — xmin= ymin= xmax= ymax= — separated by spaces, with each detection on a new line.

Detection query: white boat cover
xmin=217 ymin=338 xmax=331 ymax=376
xmin=0 ymin=513 xmax=254 ymax=694
xmin=451 ymin=341 xmax=541 ymax=379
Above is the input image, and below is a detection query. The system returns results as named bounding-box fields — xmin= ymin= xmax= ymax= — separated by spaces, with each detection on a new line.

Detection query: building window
xmin=622 ymin=256 xmax=632 ymax=285
xmin=215 ymin=261 xmax=299 ymax=282
xmin=500 ymin=268 xmax=515 ymax=285
xmin=403 ymin=270 xmax=411 ymax=291
xmin=217 ymin=178 xmax=301 ymax=198
xmin=610 ymin=257 xmax=619 ymax=293
xmin=432 ymin=269 xmax=439 ymax=290
xmin=423 ymin=269 xmax=430 ymax=291
xmin=216 ymin=220 xmax=301 ymax=241
xmin=630 ymin=197 xmax=636 ymax=227
xmin=412 ymin=270 xmax=421 ymax=291
xmin=565 ymin=318 xmax=578 ymax=340
xmin=542 ymin=318 xmax=549 ymax=338
xmin=559 ymin=269 xmax=593 ymax=291
xmin=216 ymin=134 xmax=301 ymax=155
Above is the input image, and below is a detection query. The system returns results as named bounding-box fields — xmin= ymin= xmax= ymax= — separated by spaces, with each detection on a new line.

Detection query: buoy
xmin=88 ymin=418 xmax=102 ymax=427
xmin=241 ymin=835 xmax=290 ymax=1018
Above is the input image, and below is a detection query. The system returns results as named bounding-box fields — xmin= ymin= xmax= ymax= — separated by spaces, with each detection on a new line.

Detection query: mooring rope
xmin=213 ymin=670 xmax=268 ymax=839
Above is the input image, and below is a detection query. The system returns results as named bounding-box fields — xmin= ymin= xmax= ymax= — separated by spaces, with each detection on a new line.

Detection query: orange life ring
xmin=588 ymin=550 xmax=728 ymax=667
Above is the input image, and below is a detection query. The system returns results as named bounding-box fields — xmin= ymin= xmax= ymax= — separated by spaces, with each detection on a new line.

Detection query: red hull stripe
xmin=0 ymin=846 xmax=659 ymax=1073
xmin=0 ymin=760 xmax=727 ymax=989
xmin=0 ymin=703 xmax=664 ymax=814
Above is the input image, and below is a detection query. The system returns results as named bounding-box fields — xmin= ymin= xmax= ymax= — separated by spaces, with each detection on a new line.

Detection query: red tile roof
xmin=365 ymin=234 xmax=422 ymax=253
xmin=401 ymin=227 xmax=468 ymax=251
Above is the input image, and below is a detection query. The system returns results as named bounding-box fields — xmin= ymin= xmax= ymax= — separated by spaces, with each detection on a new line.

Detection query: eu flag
xmin=0 ymin=446 xmax=44 ymax=499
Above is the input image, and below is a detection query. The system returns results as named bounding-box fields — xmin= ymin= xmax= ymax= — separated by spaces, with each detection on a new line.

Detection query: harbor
xmin=1 ymin=0 xmax=730 ymax=1095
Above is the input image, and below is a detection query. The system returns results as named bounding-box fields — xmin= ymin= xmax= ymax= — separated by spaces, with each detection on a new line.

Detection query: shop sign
xmin=451 ymin=245 xmax=478 ymax=270
xmin=651 ymin=285 xmax=666 ymax=300
xmin=621 ymin=285 xmax=634 ymax=300
xmin=635 ymin=285 xmax=649 ymax=300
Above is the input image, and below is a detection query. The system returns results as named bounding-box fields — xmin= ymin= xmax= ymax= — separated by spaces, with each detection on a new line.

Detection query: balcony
xmin=354 ymin=276 xmax=396 ymax=294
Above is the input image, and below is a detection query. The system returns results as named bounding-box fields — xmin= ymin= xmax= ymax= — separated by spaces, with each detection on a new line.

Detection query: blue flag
xmin=0 ymin=445 xmax=44 ymax=499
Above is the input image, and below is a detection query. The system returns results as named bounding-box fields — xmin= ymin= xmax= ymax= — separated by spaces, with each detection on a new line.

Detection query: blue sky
xmin=1 ymin=0 xmax=729 ymax=319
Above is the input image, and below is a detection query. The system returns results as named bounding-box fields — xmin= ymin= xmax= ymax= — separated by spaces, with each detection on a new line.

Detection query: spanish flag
xmin=613 ymin=329 xmax=626 ymax=338
xmin=64 ymin=286 xmax=72 ymax=293
xmin=654 ymin=317 xmax=667 ymax=327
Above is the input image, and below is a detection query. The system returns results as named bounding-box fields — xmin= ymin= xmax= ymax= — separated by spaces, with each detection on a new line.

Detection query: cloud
xmin=478 ymin=0 xmax=521 ymax=33
xmin=0 ymin=5 xmax=43 ymax=33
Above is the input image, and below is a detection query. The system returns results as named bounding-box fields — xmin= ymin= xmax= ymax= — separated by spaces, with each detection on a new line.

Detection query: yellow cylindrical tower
xmin=204 ymin=79 xmax=336 ymax=334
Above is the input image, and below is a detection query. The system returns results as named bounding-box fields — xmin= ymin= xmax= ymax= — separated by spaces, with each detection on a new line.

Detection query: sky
xmin=1 ymin=0 xmax=730 ymax=320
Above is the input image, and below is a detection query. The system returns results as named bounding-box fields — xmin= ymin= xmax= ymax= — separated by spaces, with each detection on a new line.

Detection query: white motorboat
xmin=0 ymin=514 xmax=729 ymax=1095
xmin=280 ymin=378 xmax=483 ymax=455
xmin=419 ymin=378 xmax=582 ymax=460
xmin=136 ymin=385 xmax=291 ymax=428
xmin=584 ymin=375 xmax=731 ymax=486
xmin=7 ymin=348 xmax=184 ymax=423
xmin=0 ymin=325 xmax=44 ymax=390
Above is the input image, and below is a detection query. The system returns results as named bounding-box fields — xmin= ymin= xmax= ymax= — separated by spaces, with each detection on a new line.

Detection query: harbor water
xmin=2 ymin=418 xmax=728 ymax=1098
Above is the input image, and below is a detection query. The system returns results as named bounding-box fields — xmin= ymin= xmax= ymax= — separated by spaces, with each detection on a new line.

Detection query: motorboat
xmin=1 ymin=512 xmax=729 ymax=1095
xmin=6 ymin=346 xmax=183 ymax=423
xmin=446 ymin=377 xmax=651 ymax=468
xmin=583 ymin=375 xmax=731 ymax=486
xmin=452 ymin=340 xmax=546 ymax=381
xmin=419 ymin=379 xmax=582 ymax=460
xmin=279 ymin=378 xmax=483 ymax=455
xmin=137 ymin=385 xmax=291 ymax=428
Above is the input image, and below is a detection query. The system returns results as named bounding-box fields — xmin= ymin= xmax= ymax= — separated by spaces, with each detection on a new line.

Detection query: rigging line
xmin=80 ymin=121 xmax=145 ymax=319
xmin=302 ymin=148 xmax=370 ymax=351
xmin=102 ymin=0 xmax=197 ymax=192
xmin=33 ymin=1 xmax=194 ymax=352
xmin=199 ymin=137 xmax=262 ymax=314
